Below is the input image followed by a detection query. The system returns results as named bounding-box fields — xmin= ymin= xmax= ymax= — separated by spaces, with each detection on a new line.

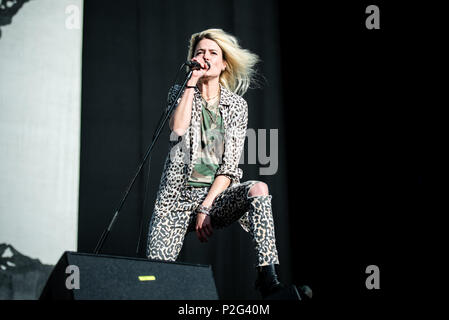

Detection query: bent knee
xmin=248 ymin=181 xmax=269 ymax=197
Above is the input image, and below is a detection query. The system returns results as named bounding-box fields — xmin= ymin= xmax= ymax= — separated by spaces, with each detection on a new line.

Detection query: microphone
xmin=186 ymin=60 xmax=210 ymax=70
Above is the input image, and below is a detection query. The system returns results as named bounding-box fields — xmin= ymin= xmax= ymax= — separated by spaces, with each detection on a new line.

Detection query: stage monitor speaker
xmin=39 ymin=251 xmax=219 ymax=300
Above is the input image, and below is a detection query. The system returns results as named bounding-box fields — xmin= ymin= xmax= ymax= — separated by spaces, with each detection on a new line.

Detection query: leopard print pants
xmin=146 ymin=180 xmax=279 ymax=267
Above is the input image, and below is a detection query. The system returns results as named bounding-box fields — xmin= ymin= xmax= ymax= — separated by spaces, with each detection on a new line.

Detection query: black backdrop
xmin=79 ymin=0 xmax=426 ymax=302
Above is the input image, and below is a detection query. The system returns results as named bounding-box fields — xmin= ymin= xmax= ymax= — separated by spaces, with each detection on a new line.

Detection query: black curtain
xmin=280 ymin=1 xmax=426 ymax=303
xmin=80 ymin=0 xmax=422 ymax=301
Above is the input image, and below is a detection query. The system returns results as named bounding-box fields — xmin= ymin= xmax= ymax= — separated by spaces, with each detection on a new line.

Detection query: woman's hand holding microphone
xmin=169 ymin=57 xmax=209 ymax=135
xmin=187 ymin=57 xmax=210 ymax=87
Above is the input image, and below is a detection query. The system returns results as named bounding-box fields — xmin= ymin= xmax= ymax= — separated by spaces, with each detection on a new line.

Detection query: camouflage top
xmin=187 ymin=95 xmax=225 ymax=187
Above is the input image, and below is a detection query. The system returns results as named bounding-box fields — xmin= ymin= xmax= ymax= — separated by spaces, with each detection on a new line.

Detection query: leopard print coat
xmin=152 ymin=83 xmax=250 ymax=231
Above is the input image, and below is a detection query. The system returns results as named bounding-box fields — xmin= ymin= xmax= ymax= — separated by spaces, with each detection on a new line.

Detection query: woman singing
xmin=146 ymin=28 xmax=310 ymax=300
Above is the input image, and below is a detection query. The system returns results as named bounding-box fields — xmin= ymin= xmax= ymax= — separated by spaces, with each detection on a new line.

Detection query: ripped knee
xmin=247 ymin=181 xmax=269 ymax=198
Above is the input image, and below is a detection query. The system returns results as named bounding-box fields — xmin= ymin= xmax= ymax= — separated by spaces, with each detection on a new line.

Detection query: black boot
xmin=255 ymin=264 xmax=284 ymax=298
xmin=255 ymin=265 xmax=312 ymax=300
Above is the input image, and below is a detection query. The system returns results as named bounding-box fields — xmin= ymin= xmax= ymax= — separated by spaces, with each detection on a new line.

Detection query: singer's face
xmin=193 ymin=38 xmax=226 ymax=78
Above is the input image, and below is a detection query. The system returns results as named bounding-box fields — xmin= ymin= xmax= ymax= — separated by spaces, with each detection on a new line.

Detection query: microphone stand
xmin=93 ymin=69 xmax=193 ymax=254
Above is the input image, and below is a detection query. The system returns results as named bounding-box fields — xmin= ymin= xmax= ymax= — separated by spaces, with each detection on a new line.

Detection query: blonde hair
xmin=187 ymin=28 xmax=260 ymax=96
